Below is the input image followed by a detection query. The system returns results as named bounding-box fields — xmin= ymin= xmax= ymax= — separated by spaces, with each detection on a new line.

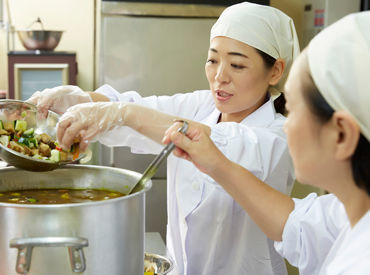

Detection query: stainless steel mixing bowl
xmin=17 ymin=30 xmax=64 ymax=51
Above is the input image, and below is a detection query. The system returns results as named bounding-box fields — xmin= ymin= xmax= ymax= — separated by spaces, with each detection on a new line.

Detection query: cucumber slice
xmin=0 ymin=120 xmax=3 ymax=130
xmin=50 ymin=149 xmax=61 ymax=162
xmin=23 ymin=128 xmax=34 ymax=137
xmin=0 ymin=135 xmax=10 ymax=146
xmin=15 ymin=120 xmax=27 ymax=132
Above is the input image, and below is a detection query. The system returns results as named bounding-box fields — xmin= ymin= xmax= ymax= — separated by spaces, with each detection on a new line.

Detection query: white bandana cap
xmin=307 ymin=11 xmax=370 ymax=142
xmin=210 ymin=2 xmax=300 ymax=98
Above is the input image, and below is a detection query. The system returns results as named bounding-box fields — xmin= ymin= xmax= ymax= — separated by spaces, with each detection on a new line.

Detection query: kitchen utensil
xmin=128 ymin=120 xmax=188 ymax=194
xmin=0 ymin=165 xmax=151 ymax=275
xmin=0 ymin=99 xmax=88 ymax=172
xmin=144 ymin=253 xmax=174 ymax=275
xmin=17 ymin=17 xmax=64 ymax=51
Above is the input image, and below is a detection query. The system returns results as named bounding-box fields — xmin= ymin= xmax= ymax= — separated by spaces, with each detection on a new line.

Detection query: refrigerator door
xmin=98 ymin=2 xmax=222 ymax=178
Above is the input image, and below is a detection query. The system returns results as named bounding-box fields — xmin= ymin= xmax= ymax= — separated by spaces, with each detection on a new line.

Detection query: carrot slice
xmin=72 ymin=145 xmax=80 ymax=160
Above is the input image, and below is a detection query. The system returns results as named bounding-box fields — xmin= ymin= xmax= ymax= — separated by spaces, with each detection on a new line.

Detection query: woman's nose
xmin=215 ymin=64 xmax=230 ymax=83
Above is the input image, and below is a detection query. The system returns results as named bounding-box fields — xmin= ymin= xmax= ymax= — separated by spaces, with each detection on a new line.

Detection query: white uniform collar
xmin=205 ymin=95 xmax=277 ymax=127
xmin=240 ymin=97 xmax=276 ymax=127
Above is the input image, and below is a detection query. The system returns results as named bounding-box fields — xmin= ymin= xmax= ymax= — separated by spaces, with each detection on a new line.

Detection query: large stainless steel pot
xmin=0 ymin=165 xmax=152 ymax=275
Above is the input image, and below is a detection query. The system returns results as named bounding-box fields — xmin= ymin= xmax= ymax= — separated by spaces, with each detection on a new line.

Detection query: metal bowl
xmin=17 ymin=30 xmax=64 ymax=51
xmin=144 ymin=253 xmax=174 ymax=275
xmin=0 ymin=99 xmax=85 ymax=172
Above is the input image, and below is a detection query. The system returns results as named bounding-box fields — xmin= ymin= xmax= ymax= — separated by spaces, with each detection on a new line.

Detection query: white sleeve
xmin=274 ymin=193 xmax=348 ymax=275
xmin=200 ymin=122 xmax=294 ymax=194
xmin=94 ymin=85 xmax=214 ymax=153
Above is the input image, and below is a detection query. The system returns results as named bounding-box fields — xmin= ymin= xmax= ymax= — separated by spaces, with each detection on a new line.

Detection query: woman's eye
xmin=231 ymin=64 xmax=245 ymax=69
xmin=207 ymin=59 xmax=216 ymax=64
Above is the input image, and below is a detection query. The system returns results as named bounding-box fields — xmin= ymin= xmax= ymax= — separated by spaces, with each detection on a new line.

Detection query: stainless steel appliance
xmin=301 ymin=0 xmax=368 ymax=48
xmin=97 ymin=1 xmax=225 ymax=240
xmin=0 ymin=165 xmax=151 ymax=275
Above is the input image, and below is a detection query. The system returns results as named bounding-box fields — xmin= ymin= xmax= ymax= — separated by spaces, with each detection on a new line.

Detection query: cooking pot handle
xmin=10 ymin=236 xmax=88 ymax=274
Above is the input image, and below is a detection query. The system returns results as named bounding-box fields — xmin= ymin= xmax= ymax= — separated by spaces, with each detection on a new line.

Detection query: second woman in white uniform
xmin=29 ymin=3 xmax=300 ymax=274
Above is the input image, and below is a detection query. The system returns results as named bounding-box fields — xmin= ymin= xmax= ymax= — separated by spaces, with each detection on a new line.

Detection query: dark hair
xmin=256 ymin=49 xmax=286 ymax=115
xmin=302 ymin=65 xmax=370 ymax=196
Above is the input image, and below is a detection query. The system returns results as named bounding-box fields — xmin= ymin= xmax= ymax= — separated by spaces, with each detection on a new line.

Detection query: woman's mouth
xmin=216 ymin=90 xmax=233 ymax=102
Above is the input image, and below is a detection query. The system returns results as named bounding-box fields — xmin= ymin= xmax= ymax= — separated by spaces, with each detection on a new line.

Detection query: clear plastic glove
xmin=26 ymin=85 xmax=92 ymax=117
xmin=57 ymin=102 xmax=127 ymax=152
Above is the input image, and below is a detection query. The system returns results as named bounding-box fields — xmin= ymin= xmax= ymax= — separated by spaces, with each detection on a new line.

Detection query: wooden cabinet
xmin=8 ymin=51 xmax=77 ymax=100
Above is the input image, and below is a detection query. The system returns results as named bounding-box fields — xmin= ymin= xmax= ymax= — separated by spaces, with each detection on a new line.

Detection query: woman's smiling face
xmin=205 ymin=36 xmax=278 ymax=123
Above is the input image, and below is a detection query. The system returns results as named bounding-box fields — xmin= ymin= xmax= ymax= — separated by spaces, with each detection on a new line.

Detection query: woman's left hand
xmin=163 ymin=121 xmax=227 ymax=176
xmin=57 ymin=102 xmax=127 ymax=152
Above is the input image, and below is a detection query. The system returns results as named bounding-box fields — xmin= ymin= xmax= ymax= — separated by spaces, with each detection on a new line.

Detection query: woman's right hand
xmin=163 ymin=121 xmax=228 ymax=176
xmin=26 ymin=85 xmax=92 ymax=117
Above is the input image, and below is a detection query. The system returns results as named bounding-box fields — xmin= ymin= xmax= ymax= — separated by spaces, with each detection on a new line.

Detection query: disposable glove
xmin=26 ymin=85 xmax=92 ymax=117
xmin=57 ymin=102 xmax=128 ymax=151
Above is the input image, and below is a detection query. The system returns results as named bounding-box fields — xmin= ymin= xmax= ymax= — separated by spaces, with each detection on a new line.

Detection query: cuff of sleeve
xmin=94 ymin=84 xmax=120 ymax=102
xmin=274 ymin=193 xmax=318 ymax=264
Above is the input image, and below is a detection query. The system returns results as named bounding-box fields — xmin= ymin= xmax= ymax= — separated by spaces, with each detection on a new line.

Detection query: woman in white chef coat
xmin=164 ymin=12 xmax=370 ymax=275
xmin=28 ymin=3 xmax=299 ymax=274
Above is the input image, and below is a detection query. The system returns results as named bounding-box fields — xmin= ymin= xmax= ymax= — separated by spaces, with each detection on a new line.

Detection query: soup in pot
xmin=0 ymin=188 xmax=125 ymax=204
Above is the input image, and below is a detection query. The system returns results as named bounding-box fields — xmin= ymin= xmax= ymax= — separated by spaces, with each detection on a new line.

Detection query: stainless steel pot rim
xmin=0 ymin=165 xmax=152 ymax=208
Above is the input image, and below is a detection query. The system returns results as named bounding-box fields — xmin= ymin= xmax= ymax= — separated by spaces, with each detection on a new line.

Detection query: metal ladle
xmin=128 ymin=120 xmax=188 ymax=195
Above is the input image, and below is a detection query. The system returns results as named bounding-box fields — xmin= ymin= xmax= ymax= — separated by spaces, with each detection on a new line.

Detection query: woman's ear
xmin=269 ymin=58 xmax=285 ymax=85
xmin=332 ymin=111 xmax=360 ymax=160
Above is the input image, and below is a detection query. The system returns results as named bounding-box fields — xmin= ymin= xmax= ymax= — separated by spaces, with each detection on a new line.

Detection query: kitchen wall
xmin=271 ymin=0 xmax=304 ymax=48
xmin=0 ymin=0 xmax=95 ymax=93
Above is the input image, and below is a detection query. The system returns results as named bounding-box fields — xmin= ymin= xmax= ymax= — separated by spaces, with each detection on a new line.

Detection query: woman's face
xmin=284 ymin=52 xmax=333 ymax=187
xmin=205 ymin=36 xmax=275 ymax=122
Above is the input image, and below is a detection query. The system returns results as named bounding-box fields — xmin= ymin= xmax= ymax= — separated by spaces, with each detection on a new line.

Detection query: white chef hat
xmin=307 ymin=11 xmax=370 ymax=142
xmin=210 ymin=2 xmax=300 ymax=97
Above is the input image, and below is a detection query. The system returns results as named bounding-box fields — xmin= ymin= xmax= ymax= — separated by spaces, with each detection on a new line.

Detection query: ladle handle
xmin=136 ymin=121 xmax=189 ymax=186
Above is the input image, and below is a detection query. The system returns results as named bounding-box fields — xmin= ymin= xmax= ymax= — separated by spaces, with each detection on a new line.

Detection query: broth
xmin=0 ymin=188 xmax=125 ymax=204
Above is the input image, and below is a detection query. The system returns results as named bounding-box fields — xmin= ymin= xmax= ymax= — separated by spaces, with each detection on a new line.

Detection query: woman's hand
xmin=163 ymin=121 xmax=228 ymax=176
xmin=57 ymin=102 xmax=127 ymax=151
xmin=26 ymin=85 xmax=92 ymax=117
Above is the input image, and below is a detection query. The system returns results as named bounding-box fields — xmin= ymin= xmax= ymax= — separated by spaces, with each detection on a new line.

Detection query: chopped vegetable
xmin=3 ymin=121 xmax=15 ymax=133
xmin=3 ymin=118 xmax=81 ymax=163
xmin=15 ymin=120 xmax=27 ymax=132
xmin=50 ymin=149 xmax=61 ymax=162
xmin=0 ymin=135 xmax=10 ymax=147
xmin=0 ymin=120 xmax=4 ymax=129
xmin=72 ymin=144 xmax=80 ymax=160
xmin=23 ymin=128 xmax=34 ymax=137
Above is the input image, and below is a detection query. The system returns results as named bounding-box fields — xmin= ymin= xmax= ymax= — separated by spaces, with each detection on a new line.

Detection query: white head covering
xmin=210 ymin=2 xmax=300 ymax=98
xmin=307 ymin=11 xmax=370 ymax=142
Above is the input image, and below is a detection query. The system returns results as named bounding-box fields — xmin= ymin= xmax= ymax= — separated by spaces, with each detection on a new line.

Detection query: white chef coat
xmin=95 ymin=85 xmax=295 ymax=275
xmin=275 ymin=193 xmax=370 ymax=275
